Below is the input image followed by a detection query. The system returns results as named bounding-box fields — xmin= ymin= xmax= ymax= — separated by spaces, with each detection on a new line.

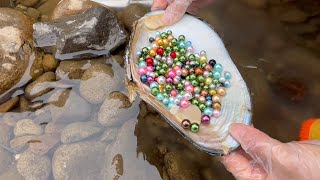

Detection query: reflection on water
xmin=0 ymin=0 xmax=320 ymax=179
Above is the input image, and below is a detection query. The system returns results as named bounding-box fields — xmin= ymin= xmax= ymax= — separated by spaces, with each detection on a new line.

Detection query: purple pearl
xmin=184 ymin=81 xmax=191 ymax=86
xmin=147 ymin=76 xmax=154 ymax=83
xmin=201 ymin=115 xmax=210 ymax=125
xmin=166 ymin=77 xmax=173 ymax=84
xmin=186 ymin=61 xmax=190 ymax=65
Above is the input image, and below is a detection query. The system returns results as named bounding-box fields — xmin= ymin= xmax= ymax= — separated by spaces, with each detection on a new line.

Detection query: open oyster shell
xmin=126 ymin=11 xmax=252 ymax=155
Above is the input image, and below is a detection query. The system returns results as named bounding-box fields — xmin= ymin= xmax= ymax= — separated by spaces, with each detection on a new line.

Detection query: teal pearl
xmin=191 ymin=80 xmax=199 ymax=86
xmin=142 ymin=47 xmax=148 ymax=54
xmin=159 ymin=69 xmax=166 ymax=75
xmin=167 ymin=30 xmax=172 ymax=35
xmin=213 ymin=72 xmax=221 ymax=79
xmin=155 ymin=31 xmax=161 ymax=37
xmin=224 ymin=81 xmax=231 ymax=88
xmin=191 ymin=99 xmax=199 ymax=106
xmin=163 ymin=92 xmax=169 ymax=98
xmin=139 ymin=57 xmax=145 ymax=62
xmin=178 ymin=41 xmax=185 ymax=48
xmin=173 ymin=46 xmax=179 ymax=52
xmin=214 ymin=63 xmax=223 ymax=72
xmin=177 ymin=94 xmax=183 ymax=100
xmin=171 ymin=39 xmax=178 ymax=46
xmin=179 ymin=48 xmax=186 ymax=54
xmin=167 ymin=102 xmax=174 ymax=109
xmin=163 ymin=98 xmax=170 ymax=105
xmin=204 ymin=108 xmax=213 ymax=116
xmin=188 ymin=54 xmax=195 ymax=61
xmin=197 ymin=76 xmax=205 ymax=83
xmin=186 ymin=41 xmax=192 ymax=47
xmin=177 ymin=83 xmax=184 ymax=90
xmin=161 ymin=32 xmax=167 ymax=39
xmin=179 ymin=56 xmax=186 ymax=62
xmin=190 ymin=74 xmax=197 ymax=80
xmin=165 ymin=84 xmax=173 ymax=91
xmin=150 ymin=82 xmax=158 ymax=89
xmin=157 ymin=93 xmax=164 ymax=101
xmin=178 ymin=35 xmax=185 ymax=42
xmin=139 ymin=61 xmax=146 ymax=67
xmin=194 ymin=86 xmax=201 ymax=93
xmin=199 ymin=104 xmax=206 ymax=111
xmin=224 ymin=72 xmax=232 ymax=79
xmin=162 ymin=64 xmax=168 ymax=69
xmin=151 ymin=88 xmax=159 ymax=96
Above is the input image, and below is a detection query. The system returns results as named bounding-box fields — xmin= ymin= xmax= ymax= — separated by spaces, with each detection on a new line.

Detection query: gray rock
xmin=33 ymin=106 xmax=52 ymax=125
xmin=98 ymin=92 xmax=139 ymax=127
xmin=44 ymin=122 xmax=67 ymax=134
xmin=0 ymin=8 xmax=33 ymax=96
xmin=24 ymin=72 xmax=56 ymax=100
xmin=80 ymin=63 xmax=119 ymax=104
xmin=50 ymin=90 xmax=92 ymax=123
xmin=0 ymin=147 xmax=13 ymax=174
xmin=2 ymin=111 xmax=35 ymax=126
xmin=0 ymin=164 xmax=24 ymax=180
xmin=61 ymin=122 xmax=102 ymax=144
xmin=17 ymin=151 xmax=51 ymax=180
xmin=33 ymin=7 xmax=126 ymax=60
xmin=0 ymin=123 xmax=11 ymax=145
xmin=52 ymin=141 xmax=106 ymax=180
xmin=14 ymin=119 xmax=43 ymax=137
xmin=103 ymin=120 xmax=161 ymax=179
xmin=29 ymin=133 xmax=60 ymax=155
xmin=10 ymin=135 xmax=35 ymax=152
xmin=100 ymin=127 xmax=118 ymax=142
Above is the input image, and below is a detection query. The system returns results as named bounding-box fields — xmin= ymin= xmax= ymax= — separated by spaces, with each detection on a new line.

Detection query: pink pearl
xmin=166 ymin=77 xmax=173 ymax=84
xmin=146 ymin=66 xmax=154 ymax=72
xmin=168 ymin=70 xmax=176 ymax=78
xmin=186 ymin=61 xmax=190 ymax=65
xmin=199 ymin=96 xmax=206 ymax=103
xmin=181 ymin=68 xmax=189 ymax=76
xmin=147 ymin=76 xmax=154 ymax=83
xmin=194 ymin=94 xmax=200 ymax=98
xmin=152 ymin=43 xmax=158 ymax=50
xmin=185 ymin=85 xmax=194 ymax=93
xmin=173 ymin=65 xmax=181 ymax=71
xmin=138 ymin=67 xmax=147 ymax=75
xmin=170 ymin=90 xmax=178 ymax=97
xmin=213 ymin=109 xmax=221 ymax=117
xmin=187 ymin=46 xmax=194 ymax=53
xmin=167 ymin=58 xmax=173 ymax=66
xmin=180 ymin=98 xmax=190 ymax=108
xmin=173 ymin=77 xmax=180 ymax=84
xmin=203 ymin=71 xmax=209 ymax=77
xmin=175 ymin=69 xmax=182 ymax=76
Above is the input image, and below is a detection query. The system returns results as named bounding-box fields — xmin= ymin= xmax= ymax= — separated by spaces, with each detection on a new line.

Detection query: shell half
xmin=126 ymin=11 xmax=252 ymax=155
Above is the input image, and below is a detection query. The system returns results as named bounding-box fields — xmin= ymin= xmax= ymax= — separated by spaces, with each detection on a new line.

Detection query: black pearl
xmin=181 ymin=119 xmax=191 ymax=129
xmin=209 ymin=59 xmax=216 ymax=66
xmin=149 ymin=37 xmax=155 ymax=43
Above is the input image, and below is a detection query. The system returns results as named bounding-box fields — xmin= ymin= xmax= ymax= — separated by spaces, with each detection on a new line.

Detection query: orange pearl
xmin=149 ymin=50 xmax=156 ymax=57
xmin=158 ymin=39 xmax=164 ymax=46
xmin=212 ymin=95 xmax=221 ymax=103
xmin=217 ymin=87 xmax=226 ymax=96
xmin=200 ymin=90 xmax=208 ymax=96
xmin=213 ymin=102 xmax=221 ymax=109
xmin=204 ymin=64 xmax=212 ymax=71
xmin=195 ymin=68 xmax=203 ymax=75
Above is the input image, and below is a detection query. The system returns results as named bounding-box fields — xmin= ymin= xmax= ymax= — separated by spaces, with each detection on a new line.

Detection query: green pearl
xmin=194 ymin=86 xmax=201 ymax=93
xmin=171 ymin=38 xmax=178 ymax=46
xmin=191 ymin=123 xmax=199 ymax=133
xmin=179 ymin=48 xmax=186 ymax=54
xmin=154 ymin=72 xmax=159 ymax=77
xmin=165 ymin=46 xmax=172 ymax=52
xmin=167 ymin=30 xmax=172 ymax=35
xmin=185 ymin=65 xmax=190 ymax=70
xmin=174 ymin=58 xmax=179 ymax=62
xmin=197 ymin=76 xmax=205 ymax=83
xmin=201 ymin=63 xmax=206 ymax=68
xmin=199 ymin=104 xmax=206 ymax=111
xmin=186 ymin=76 xmax=190 ymax=81
xmin=160 ymin=69 xmax=166 ymax=75
xmin=142 ymin=47 xmax=148 ymax=54
xmin=213 ymin=79 xmax=219 ymax=84
xmin=178 ymin=35 xmax=185 ymax=42
xmin=191 ymin=80 xmax=199 ymax=86
xmin=195 ymin=61 xmax=200 ymax=67
xmin=177 ymin=83 xmax=184 ymax=90
xmin=162 ymin=64 xmax=168 ymax=69
xmin=179 ymin=56 xmax=186 ymax=62
xmin=190 ymin=74 xmax=196 ymax=80
xmin=163 ymin=51 xmax=168 ymax=57
xmin=156 ymin=66 xmax=161 ymax=70
xmin=161 ymin=32 xmax=167 ymax=39
xmin=191 ymin=99 xmax=199 ymax=106
xmin=151 ymin=88 xmax=159 ymax=96
xmin=203 ymin=85 xmax=209 ymax=90
xmin=139 ymin=57 xmax=145 ymax=62
xmin=188 ymin=54 xmax=195 ymax=61
xmin=163 ymin=92 xmax=169 ymax=98
xmin=179 ymin=90 xmax=185 ymax=95
xmin=165 ymin=84 xmax=173 ymax=91
xmin=173 ymin=46 xmax=179 ymax=52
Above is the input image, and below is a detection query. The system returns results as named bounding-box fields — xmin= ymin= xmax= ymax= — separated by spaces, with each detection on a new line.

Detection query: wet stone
xmin=2 ymin=111 xmax=35 ymax=127
xmin=0 ymin=164 xmax=24 ymax=180
xmin=10 ymin=135 xmax=35 ymax=152
xmin=52 ymin=141 xmax=106 ymax=180
xmin=33 ymin=106 xmax=52 ymax=124
xmin=14 ymin=119 xmax=43 ymax=137
xmin=19 ymin=0 xmax=40 ymax=7
xmin=0 ymin=147 xmax=13 ymax=174
xmin=0 ymin=96 xmax=19 ymax=113
xmin=51 ymin=0 xmax=98 ymax=20
xmin=24 ymin=72 xmax=56 ymax=100
xmin=45 ymin=122 xmax=67 ymax=134
xmin=17 ymin=151 xmax=51 ymax=180
xmin=42 ymin=54 xmax=59 ymax=72
xmin=61 ymin=122 xmax=102 ymax=144
xmin=120 ymin=4 xmax=150 ymax=31
xmin=100 ymin=127 xmax=118 ymax=142
xmin=33 ymin=7 xmax=127 ymax=60
xmin=29 ymin=133 xmax=60 ymax=155
xmin=30 ymin=51 xmax=44 ymax=80
xmin=19 ymin=95 xmax=32 ymax=112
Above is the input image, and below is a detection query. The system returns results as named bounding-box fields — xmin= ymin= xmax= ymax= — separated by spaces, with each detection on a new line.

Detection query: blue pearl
xmin=162 ymin=98 xmax=170 ymax=105
xmin=205 ymin=95 xmax=212 ymax=100
xmin=169 ymin=97 xmax=175 ymax=103
xmin=155 ymin=31 xmax=161 ymax=37
xmin=140 ymin=75 xmax=148 ymax=83
xmin=205 ymin=100 xmax=212 ymax=107
xmin=214 ymin=63 xmax=223 ymax=72
xmin=224 ymin=72 xmax=232 ymax=79
xmin=186 ymin=41 xmax=192 ymax=47
xmin=224 ymin=81 xmax=231 ymax=88
xmin=167 ymin=103 xmax=174 ymax=109
xmin=178 ymin=41 xmax=185 ymax=49
xmin=137 ymin=51 xmax=142 ymax=57
xmin=139 ymin=61 xmax=146 ymax=67
xmin=204 ymin=108 xmax=213 ymax=116
xmin=157 ymin=93 xmax=164 ymax=101
xmin=213 ymin=72 xmax=221 ymax=79
xmin=150 ymin=82 xmax=158 ymax=89
xmin=176 ymin=94 xmax=183 ymax=100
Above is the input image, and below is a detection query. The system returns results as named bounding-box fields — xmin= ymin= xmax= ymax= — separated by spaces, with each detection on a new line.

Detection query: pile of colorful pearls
xmin=136 ymin=31 xmax=232 ymax=133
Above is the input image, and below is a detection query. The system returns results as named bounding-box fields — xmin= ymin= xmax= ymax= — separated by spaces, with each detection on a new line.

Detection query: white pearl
xmin=210 ymin=84 xmax=216 ymax=89
xmin=195 ymin=53 xmax=200 ymax=60
xmin=173 ymin=77 xmax=180 ymax=84
xmin=184 ymin=81 xmax=191 ymax=86
xmin=158 ymin=76 xmax=166 ymax=84
xmin=187 ymin=46 xmax=194 ymax=53
xmin=203 ymin=71 xmax=209 ymax=77
xmin=161 ymin=57 xmax=166 ymax=62
xmin=184 ymin=93 xmax=192 ymax=100
xmin=153 ymin=60 xmax=158 ymax=66
xmin=219 ymin=77 xmax=226 ymax=83
xmin=149 ymin=72 xmax=155 ymax=78
xmin=155 ymin=55 xmax=161 ymax=60
xmin=174 ymin=98 xmax=180 ymax=104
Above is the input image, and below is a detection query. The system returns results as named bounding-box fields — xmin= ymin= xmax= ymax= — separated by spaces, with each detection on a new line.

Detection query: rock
xmin=164 ymin=152 xmax=200 ymax=180
xmin=19 ymin=95 xmax=32 ymax=112
xmin=50 ymin=90 xmax=92 ymax=123
xmin=48 ymin=89 xmax=71 ymax=107
xmin=239 ymin=0 xmax=267 ymax=9
xmin=2 ymin=111 xmax=34 ymax=126
xmin=103 ymin=120 xmax=161 ymax=179
xmin=98 ymin=92 xmax=139 ymax=127
xmin=29 ymin=133 xmax=60 ymax=155
xmin=100 ymin=127 xmax=118 ymax=142
xmin=0 ymin=164 xmax=24 ymax=180
xmin=14 ymin=119 xmax=43 ymax=137
xmin=52 ymin=141 xmax=106 ymax=180
xmin=26 ymin=7 xmax=41 ymax=20
xmin=33 ymin=7 xmax=126 ymax=60
xmin=37 ymin=0 xmax=61 ymax=17
xmin=55 ymin=59 xmax=105 ymax=80
xmin=15 ymin=4 xmax=28 ymax=11
xmin=0 ymin=96 xmax=19 ymax=113
xmin=17 ymin=151 xmax=51 ymax=180
xmin=42 ymin=54 xmax=59 ymax=72
xmin=0 ymin=8 xmax=33 ymax=96
xmin=279 ymin=6 xmax=308 ymax=23
xmin=24 ymin=72 xmax=56 ymax=100
xmin=19 ymin=0 xmax=40 ymax=7
xmin=0 ymin=123 xmax=11 ymax=145
xmin=45 ymin=122 xmax=67 ymax=134
xmin=120 ymin=4 xmax=149 ymax=30
xmin=61 ymin=122 xmax=102 ymax=144
xmin=0 ymin=0 xmax=13 ymax=7
xmin=30 ymin=51 xmax=44 ymax=80
xmin=138 ymin=101 xmax=148 ymax=118
xmin=0 ymin=148 xmax=13 ymax=174
xmin=51 ymin=0 xmax=98 ymax=20
xmin=33 ymin=106 xmax=52 ymax=124
xmin=80 ymin=63 xmax=119 ymax=104
xmin=40 ymin=15 xmax=49 ymax=22
xmin=10 ymin=136 xmax=35 ymax=152
xmin=111 ymin=55 xmax=124 ymax=65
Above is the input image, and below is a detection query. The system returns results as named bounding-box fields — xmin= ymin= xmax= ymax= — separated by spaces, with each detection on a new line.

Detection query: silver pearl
xmin=200 ymin=50 xmax=206 ymax=56
xmin=195 ymin=53 xmax=200 ymax=60
xmin=184 ymin=93 xmax=192 ymax=100
xmin=155 ymin=55 xmax=161 ymax=61
xmin=210 ymin=84 xmax=216 ymax=89
xmin=153 ymin=60 xmax=159 ymax=66
xmin=149 ymin=72 xmax=155 ymax=78
xmin=137 ymin=51 xmax=142 ymax=57
xmin=219 ymin=77 xmax=226 ymax=83
xmin=158 ymin=76 xmax=166 ymax=84
xmin=174 ymin=98 xmax=180 ymax=104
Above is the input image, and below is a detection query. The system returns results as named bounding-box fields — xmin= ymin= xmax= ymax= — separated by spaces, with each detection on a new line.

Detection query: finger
xmin=151 ymin=0 xmax=168 ymax=11
xmin=187 ymin=0 xmax=214 ymax=14
xmin=229 ymin=123 xmax=282 ymax=166
xmin=163 ymin=0 xmax=193 ymax=26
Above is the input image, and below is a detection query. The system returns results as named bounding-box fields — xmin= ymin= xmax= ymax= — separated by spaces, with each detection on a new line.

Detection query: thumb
xmin=229 ymin=123 xmax=282 ymax=166
xmin=162 ymin=0 xmax=193 ymax=25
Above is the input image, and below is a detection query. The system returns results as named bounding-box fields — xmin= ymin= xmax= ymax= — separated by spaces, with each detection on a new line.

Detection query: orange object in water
xmin=299 ymin=118 xmax=320 ymax=141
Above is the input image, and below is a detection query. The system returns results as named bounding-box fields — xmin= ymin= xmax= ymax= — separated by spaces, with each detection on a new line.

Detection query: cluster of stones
xmin=137 ymin=31 xmax=232 ymax=133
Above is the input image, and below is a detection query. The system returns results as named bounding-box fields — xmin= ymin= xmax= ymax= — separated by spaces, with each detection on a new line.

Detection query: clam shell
xmin=126 ymin=11 xmax=252 ymax=155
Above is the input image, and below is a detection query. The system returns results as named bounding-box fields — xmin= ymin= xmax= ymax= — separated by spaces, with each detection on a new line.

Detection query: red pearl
xmin=170 ymin=52 xmax=177 ymax=58
xmin=146 ymin=58 xmax=154 ymax=66
xmin=157 ymin=48 xmax=164 ymax=55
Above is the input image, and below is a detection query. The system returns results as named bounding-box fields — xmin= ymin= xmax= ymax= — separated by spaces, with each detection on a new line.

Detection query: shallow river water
xmin=0 ymin=0 xmax=320 ymax=179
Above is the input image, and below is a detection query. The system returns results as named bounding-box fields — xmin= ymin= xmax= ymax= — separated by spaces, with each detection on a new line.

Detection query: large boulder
xmin=33 ymin=7 xmax=126 ymax=60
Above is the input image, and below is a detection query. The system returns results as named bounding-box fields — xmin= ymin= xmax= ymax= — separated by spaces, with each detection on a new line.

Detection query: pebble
xmin=42 ymin=54 xmax=59 ymax=72
xmin=30 ymin=51 xmax=44 ymax=80
xmin=100 ymin=127 xmax=118 ymax=142
xmin=52 ymin=141 xmax=106 ymax=180
xmin=26 ymin=7 xmax=40 ymax=20
xmin=51 ymin=0 xmax=97 ymax=20
xmin=14 ymin=119 xmax=43 ymax=137
xmin=19 ymin=0 xmax=39 ymax=7
xmin=98 ymin=92 xmax=139 ymax=127
xmin=19 ymin=95 xmax=32 ymax=112
xmin=45 ymin=122 xmax=67 ymax=134
xmin=24 ymin=72 xmax=56 ymax=100
xmin=0 ymin=96 xmax=19 ymax=113
xmin=17 ymin=151 xmax=51 ymax=180
xmin=2 ymin=112 xmax=34 ymax=127
xmin=120 ymin=4 xmax=150 ymax=30
xmin=61 ymin=122 xmax=102 ymax=144
xmin=0 ymin=147 xmax=13 ymax=174
xmin=29 ymin=133 xmax=60 ymax=155
xmin=9 ymin=135 xmax=34 ymax=152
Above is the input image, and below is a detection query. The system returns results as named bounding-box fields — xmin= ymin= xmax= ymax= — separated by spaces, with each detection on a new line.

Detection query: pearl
xmin=175 ymin=69 xmax=182 ymax=76
xmin=161 ymin=57 xmax=166 ymax=62
xmin=204 ymin=64 xmax=212 ymax=71
xmin=185 ymin=85 xmax=194 ymax=93
xmin=157 ymin=76 xmax=166 ymax=84
xmin=166 ymin=77 xmax=173 ymax=84
xmin=138 ymin=67 xmax=147 ymax=75
xmin=184 ymin=81 xmax=191 ymax=86
xmin=199 ymin=56 xmax=207 ymax=63
xmin=167 ymin=103 xmax=174 ymax=109
xmin=204 ymin=108 xmax=213 ymax=116
xmin=149 ymin=50 xmax=156 ymax=57
xmin=224 ymin=71 xmax=232 ymax=79
xmin=203 ymin=71 xmax=210 ymax=77
xmin=168 ymin=70 xmax=176 ymax=78
xmin=139 ymin=61 xmax=146 ymax=67
xmin=209 ymin=89 xmax=217 ymax=95
xmin=205 ymin=77 xmax=213 ymax=85
xmin=181 ymin=119 xmax=191 ymax=129
xmin=157 ymin=93 xmax=164 ymax=101
xmin=157 ymin=48 xmax=164 ymax=55
xmin=213 ymin=102 xmax=221 ymax=109
xmin=201 ymin=115 xmax=210 ymax=125
xmin=200 ymin=90 xmax=208 ymax=96
xmin=150 ymin=82 xmax=158 ymax=89
xmin=195 ymin=68 xmax=203 ymax=75
xmin=178 ymin=41 xmax=185 ymax=48
xmin=184 ymin=92 xmax=192 ymax=100
xmin=163 ymin=98 xmax=170 ymax=105
xmin=199 ymin=96 xmax=206 ymax=103
xmin=170 ymin=52 xmax=177 ymax=58
xmin=219 ymin=77 xmax=226 ymax=83
xmin=205 ymin=100 xmax=212 ymax=107
xmin=181 ymin=68 xmax=189 ymax=77
xmin=155 ymin=55 xmax=161 ymax=61
xmin=173 ymin=77 xmax=180 ymax=84
xmin=174 ymin=98 xmax=180 ymax=105
xmin=214 ymin=63 xmax=223 ymax=72
xmin=191 ymin=99 xmax=199 ymax=105
xmin=149 ymin=37 xmax=155 ymax=43
xmin=213 ymin=109 xmax=221 ymax=117
xmin=217 ymin=87 xmax=226 ymax=96
xmin=187 ymin=46 xmax=194 ymax=53
xmin=146 ymin=58 xmax=154 ymax=66
xmin=212 ymin=95 xmax=221 ymax=103
xmin=151 ymin=87 xmax=159 ymax=96
xmin=169 ymin=97 xmax=175 ymax=103
xmin=195 ymin=53 xmax=200 ymax=60
xmin=170 ymin=90 xmax=178 ymax=97
xmin=147 ymin=76 xmax=154 ymax=83
xmin=194 ymin=86 xmax=201 ymax=94
xmin=171 ymin=38 xmax=178 ymax=46
xmin=147 ymin=46 xmax=151 ymax=50
xmin=213 ymin=71 xmax=221 ymax=79
xmin=155 ymin=31 xmax=161 ymax=37
xmin=194 ymin=94 xmax=200 ymax=98
xmin=178 ymin=35 xmax=185 ymax=42
xmin=224 ymin=81 xmax=231 ymax=88
xmin=200 ymin=50 xmax=206 ymax=56
xmin=163 ymin=39 xmax=169 ymax=47
xmin=153 ymin=60 xmax=159 ymax=66
xmin=167 ymin=35 xmax=174 ymax=41
xmin=191 ymin=123 xmax=199 ymax=133
xmin=210 ymin=84 xmax=216 ymax=89
xmin=209 ymin=59 xmax=216 ymax=66
xmin=140 ymin=75 xmax=148 ymax=83
xmin=142 ymin=47 xmax=148 ymax=54
xmin=158 ymin=39 xmax=164 ymax=46
xmin=199 ymin=104 xmax=206 ymax=111
xmin=176 ymin=94 xmax=183 ymax=100
xmin=137 ymin=51 xmax=142 ymax=57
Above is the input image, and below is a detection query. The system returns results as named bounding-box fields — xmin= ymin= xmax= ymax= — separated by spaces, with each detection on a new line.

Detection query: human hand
xmin=151 ymin=0 xmax=213 ymax=26
xmin=220 ymin=123 xmax=320 ymax=180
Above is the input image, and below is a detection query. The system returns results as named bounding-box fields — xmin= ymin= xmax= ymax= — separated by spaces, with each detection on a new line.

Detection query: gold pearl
xmin=209 ymin=89 xmax=217 ymax=95
xmin=149 ymin=50 xmax=156 ymax=57
xmin=158 ymin=39 xmax=164 ymax=46
xmin=159 ymin=84 xmax=165 ymax=93
xmin=163 ymin=39 xmax=169 ymax=47
xmin=217 ymin=87 xmax=226 ymax=96
xmin=205 ymin=78 xmax=213 ymax=85
xmin=199 ymin=56 xmax=207 ymax=64
xmin=212 ymin=95 xmax=221 ymax=103
xmin=213 ymin=102 xmax=221 ymax=109
xmin=156 ymin=37 xmax=161 ymax=41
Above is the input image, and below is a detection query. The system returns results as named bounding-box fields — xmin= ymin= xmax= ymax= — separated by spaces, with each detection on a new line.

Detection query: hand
xmin=151 ymin=0 xmax=213 ymax=26
xmin=220 ymin=124 xmax=320 ymax=180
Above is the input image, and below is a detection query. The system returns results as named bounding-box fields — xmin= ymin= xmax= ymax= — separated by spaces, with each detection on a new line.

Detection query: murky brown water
xmin=0 ymin=0 xmax=320 ymax=179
